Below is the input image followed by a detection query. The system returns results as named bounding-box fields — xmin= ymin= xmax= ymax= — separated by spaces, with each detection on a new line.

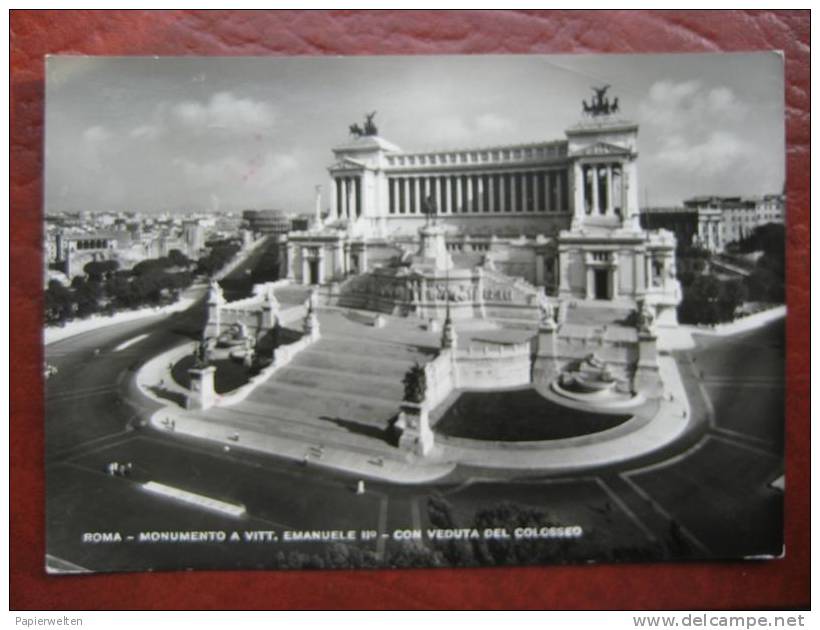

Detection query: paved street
xmin=44 ymin=266 xmax=785 ymax=571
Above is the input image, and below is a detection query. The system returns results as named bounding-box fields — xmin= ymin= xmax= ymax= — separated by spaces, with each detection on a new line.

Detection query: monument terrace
xmin=138 ymin=87 xmax=689 ymax=472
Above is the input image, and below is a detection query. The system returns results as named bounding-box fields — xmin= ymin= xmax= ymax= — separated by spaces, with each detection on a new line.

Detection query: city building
xmin=640 ymin=206 xmax=724 ymax=253
xmin=53 ymin=231 xmax=119 ymax=276
xmin=242 ymin=209 xmax=291 ymax=236
xmin=684 ymin=194 xmax=784 ymax=244
xmin=285 ymin=89 xmax=681 ymax=326
xmin=183 ymin=220 xmax=206 ymax=256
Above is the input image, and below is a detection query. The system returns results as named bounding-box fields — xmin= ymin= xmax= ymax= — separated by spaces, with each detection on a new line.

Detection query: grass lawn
xmin=433 ymin=388 xmax=631 ymax=441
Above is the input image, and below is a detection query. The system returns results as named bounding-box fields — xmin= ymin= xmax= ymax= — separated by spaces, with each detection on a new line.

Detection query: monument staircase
xmin=186 ymin=311 xmax=439 ymax=453
xmin=479 ymin=267 xmax=542 ymax=329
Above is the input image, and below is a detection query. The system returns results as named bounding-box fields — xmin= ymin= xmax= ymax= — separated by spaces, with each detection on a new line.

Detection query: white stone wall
xmin=454 ymin=341 xmax=533 ymax=389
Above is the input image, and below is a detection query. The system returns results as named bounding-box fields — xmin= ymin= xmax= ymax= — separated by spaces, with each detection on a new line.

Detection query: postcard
xmin=43 ymin=52 xmax=785 ymax=573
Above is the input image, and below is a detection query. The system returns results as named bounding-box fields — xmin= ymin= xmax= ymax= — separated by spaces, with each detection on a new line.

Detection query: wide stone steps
xmin=312 ymin=335 xmax=434 ymax=363
xmin=246 ymin=380 xmax=400 ymax=426
xmin=269 ymin=365 xmax=406 ymax=402
xmin=293 ymin=347 xmax=417 ymax=379
xmin=210 ymin=396 xmax=394 ymax=435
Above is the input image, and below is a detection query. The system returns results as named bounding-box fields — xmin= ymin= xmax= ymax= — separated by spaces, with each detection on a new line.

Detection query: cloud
xmin=82 ymin=125 xmax=110 ymax=144
xmin=423 ymin=113 xmax=517 ymax=147
xmin=654 ymin=130 xmax=750 ymax=178
xmin=172 ymin=150 xmax=299 ymax=192
xmin=474 ymin=113 xmax=515 ymax=135
xmin=129 ymin=124 xmax=159 ymax=140
xmin=171 ymin=91 xmax=276 ymax=134
xmin=638 ymin=80 xmax=755 ymax=188
xmin=639 ymin=80 xmax=747 ymax=133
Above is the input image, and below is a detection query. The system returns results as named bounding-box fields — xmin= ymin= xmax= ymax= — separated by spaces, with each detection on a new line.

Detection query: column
xmin=456 ymin=175 xmax=464 ymax=213
xmin=543 ymin=172 xmax=552 ymax=212
xmin=286 ymin=242 xmax=296 ymax=279
xmin=333 ymin=243 xmax=344 ymax=278
xmin=488 ymin=174 xmax=496 ymax=213
xmin=521 ymin=172 xmax=529 ymax=212
xmin=355 ymin=176 xmax=362 ymax=218
xmin=403 ymin=177 xmax=410 ymax=215
xmin=511 ymin=173 xmax=519 ymax=212
xmin=556 ymin=169 xmax=564 ymax=212
xmin=605 ymin=165 xmax=614 ymax=216
xmin=498 ymin=174 xmax=506 ymax=212
xmin=332 ymin=178 xmax=339 ymax=218
xmin=572 ymin=162 xmax=584 ymax=224
xmin=535 ymin=252 xmax=545 ymax=286
xmin=317 ymin=251 xmax=325 ymax=284
xmin=301 ymin=253 xmax=310 ymax=285
xmin=341 ymin=178 xmax=349 ymax=218
xmin=477 ymin=176 xmax=485 ymax=213
xmin=413 ymin=177 xmax=421 ymax=214
xmin=466 ymin=175 xmax=474 ymax=213
xmin=445 ymin=176 xmax=452 ymax=213
xmin=645 ymin=254 xmax=652 ymax=289
xmin=359 ymin=246 xmax=368 ymax=273
xmin=620 ymin=165 xmax=628 ymax=214
xmin=533 ymin=172 xmax=541 ymax=212
xmin=591 ymin=166 xmax=600 ymax=215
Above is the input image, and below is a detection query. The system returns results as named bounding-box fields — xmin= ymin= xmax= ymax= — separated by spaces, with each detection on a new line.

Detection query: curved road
xmin=44 ymin=270 xmax=785 ymax=572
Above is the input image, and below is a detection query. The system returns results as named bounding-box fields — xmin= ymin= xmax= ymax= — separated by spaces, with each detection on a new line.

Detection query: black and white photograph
xmin=43 ymin=52 xmax=786 ymax=574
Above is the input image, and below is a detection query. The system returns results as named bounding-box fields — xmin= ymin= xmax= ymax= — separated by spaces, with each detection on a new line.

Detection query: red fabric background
xmin=10 ymin=10 xmax=810 ymax=610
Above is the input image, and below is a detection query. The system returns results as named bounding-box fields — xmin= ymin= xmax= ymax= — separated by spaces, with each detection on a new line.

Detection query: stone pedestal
xmin=186 ymin=365 xmax=217 ymax=411
xmin=533 ymin=327 xmax=560 ymax=384
xmin=260 ymin=286 xmax=280 ymax=330
xmin=416 ymin=224 xmax=453 ymax=271
xmin=204 ymin=282 xmax=224 ymax=338
xmin=441 ymin=315 xmax=457 ymax=349
xmin=633 ymin=332 xmax=662 ymax=397
xmin=303 ymin=310 xmax=320 ymax=341
xmin=260 ymin=305 xmax=275 ymax=331
xmin=397 ymin=402 xmax=434 ymax=456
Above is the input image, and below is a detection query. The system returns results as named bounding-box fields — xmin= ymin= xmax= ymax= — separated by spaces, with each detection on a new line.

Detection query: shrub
xmin=402 ymin=362 xmax=427 ymax=403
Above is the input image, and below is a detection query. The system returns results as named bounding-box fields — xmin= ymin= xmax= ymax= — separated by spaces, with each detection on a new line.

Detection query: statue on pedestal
xmin=207 ymin=279 xmax=224 ymax=303
xmin=193 ymin=336 xmax=212 ymax=369
xmin=349 ymin=111 xmax=379 ymax=138
xmin=538 ymin=290 xmax=557 ymax=330
xmin=582 ymin=85 xmax=620 ymax=117
xmin=636 ymin=299 xmax=656 ymax=336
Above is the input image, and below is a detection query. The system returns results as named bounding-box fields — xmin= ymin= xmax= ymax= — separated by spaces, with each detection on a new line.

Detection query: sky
xmin=44 ymin=52 xmax=785 ymax=215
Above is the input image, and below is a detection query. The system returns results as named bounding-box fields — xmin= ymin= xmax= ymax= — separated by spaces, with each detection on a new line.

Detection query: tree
xmin=678 ymin=274 xmax=748 ymax=325
xmin=471 ymin=502 xmax=563 ymax=566
xmin=83 ymin=259 xmax=119 ymax=281
xmin=719 ymin=278 xmax=748 ymax=318
xmin=44 ymin=280 xmax=74 ymax=324
xmin=70 ymin=276 xmax=103 ymax=317
xmin=387 ymin=541 xmax=443 ymax=568
xmin=402 ymin=362 xmax=427 ymax=403
xmin=427 ymin=494 xmax=476 ymax=567
xmin=167 ymin=249 xmax=191 ymax=268
xmin=133 ymin=258 xmax=170 ymax=276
